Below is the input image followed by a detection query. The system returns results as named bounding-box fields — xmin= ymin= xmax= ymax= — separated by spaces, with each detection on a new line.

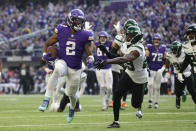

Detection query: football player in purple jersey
xmin=38 ymin=9 xmax=94 ymax=123
xmin=91 ymin=31 xmax=113 ymax=111
xmin=145 ymin=33 xmax=167 ymax=109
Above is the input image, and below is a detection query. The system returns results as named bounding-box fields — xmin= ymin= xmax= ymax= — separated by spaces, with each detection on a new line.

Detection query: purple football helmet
xmin=153 ymin=33 xmax=161 ymax=45
xmin=98 ymin=31 xmax=108 ymax=44
xmin=67 ymin=9 xmax=86 ymax=31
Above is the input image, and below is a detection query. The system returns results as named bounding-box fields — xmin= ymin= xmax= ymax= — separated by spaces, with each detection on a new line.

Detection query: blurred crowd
xmin=0 ymin=0 xmax=195 ymax=51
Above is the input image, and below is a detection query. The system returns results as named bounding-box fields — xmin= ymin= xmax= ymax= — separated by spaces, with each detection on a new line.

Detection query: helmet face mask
xmin=99 ymin=36 xmax=107 ymax=44
xmin=185 ymin=24 xmax=196 ymax=42
xmin=67 ymin=9 xmax=86 ymax=31
xmin=153 ymin=33 xmax=161 ymax=46
xmin=124 ymin=19 xmax=138 ymax=34
xmin=125 ymin=26 xmax=143 ymax=45
xmin=170 ymin=41 xmax=182 ymax=57
xmin=98 ymin=31 xmax=108 ymax=44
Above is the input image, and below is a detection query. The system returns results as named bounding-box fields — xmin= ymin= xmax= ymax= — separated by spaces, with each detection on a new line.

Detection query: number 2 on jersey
xmin=66 ymin=41 xmax=76 ymax=55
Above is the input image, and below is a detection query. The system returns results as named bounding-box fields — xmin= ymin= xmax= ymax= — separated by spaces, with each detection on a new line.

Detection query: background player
xmin=165 ymin=41 xmax=196 ymax=109
xmin=179 ymin=24 xmax=196 ymax=111
xmin=146 ymin=33 xmax=166 ymax=109
xmin=92 ymin=31 xmax=113 ymax=111
xmin=38 ymin=9 xmax=94 ymax=123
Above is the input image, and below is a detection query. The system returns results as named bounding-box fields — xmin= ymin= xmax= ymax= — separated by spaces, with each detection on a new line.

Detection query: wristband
xmin=45 ymin=68 xmax=52 ymax=73
xmin=42 ymin=52 xmax=47 ymax=57
xmin=87 ymin=55 xmax=94 ymax=62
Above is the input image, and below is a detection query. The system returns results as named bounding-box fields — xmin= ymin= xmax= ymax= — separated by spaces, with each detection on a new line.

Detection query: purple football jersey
xmin=147 ymin=44 xmax=166 ymax=71
xmin=95 ymin=41 xmax=112 ymax=69
xmin=55 ymin=25 xmax=94 ymax=69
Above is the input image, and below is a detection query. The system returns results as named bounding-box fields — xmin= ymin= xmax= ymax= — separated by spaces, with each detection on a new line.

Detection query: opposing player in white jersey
xmin=38 ymin=9 xmax=94 ymax=123
xmin=146 ymin=33 xmax=167 ymax=109
xmin=98 ymin=19 xmax=139 ymax=108
xmin=179 ymin=24 xmax=196 ymax=114
xmin=94 ymin=26 xmax=147 ymax=128
xmin=165 ymin=41 xmax=196 ymax=109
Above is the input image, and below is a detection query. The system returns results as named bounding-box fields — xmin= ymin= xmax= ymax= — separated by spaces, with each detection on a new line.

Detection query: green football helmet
xmin=185 ymin=24 xmax=196 ymax=42
xmin=170 ymin=41 xmax=182 ymax=57
xmin=124 ymin=19 xmax=138 ymax=31
xmin=125 ymin=26 xmax=143 ymax=45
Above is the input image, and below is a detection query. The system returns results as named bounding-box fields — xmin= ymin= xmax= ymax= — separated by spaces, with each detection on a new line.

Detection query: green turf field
xmin=0 ymin=95 xmax=196 ymax=131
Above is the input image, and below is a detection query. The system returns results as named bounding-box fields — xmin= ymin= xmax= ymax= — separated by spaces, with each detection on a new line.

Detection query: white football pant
xmin=96 ymin=68 xmax=113 ymax=108
xmin=45 ymin=59 xmax=81 ymax=109
xmin=148 ymin=70 xmax=163 ymax=103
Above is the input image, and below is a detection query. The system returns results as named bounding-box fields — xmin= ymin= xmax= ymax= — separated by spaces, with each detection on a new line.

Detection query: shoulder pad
xmin=114 ymin=34 xmax=124 ymax=42
xmin=54 ymin=24 xmax=67 ymax=33
xmin=183 ymin=41 xmax=189 ymax=45
xmin=84 ymin=30 xmax=94 ymax=41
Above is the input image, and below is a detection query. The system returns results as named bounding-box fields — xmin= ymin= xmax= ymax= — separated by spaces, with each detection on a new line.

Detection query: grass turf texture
xmin=0 ymin=95 xmax=196 ymax=131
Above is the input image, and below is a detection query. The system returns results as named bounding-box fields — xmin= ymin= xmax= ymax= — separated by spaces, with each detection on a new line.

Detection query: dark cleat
xmin=107 ymin=122 xmax=120 ymax=128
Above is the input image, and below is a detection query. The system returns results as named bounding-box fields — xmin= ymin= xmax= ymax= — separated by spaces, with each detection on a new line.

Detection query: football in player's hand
xmin=47 ymin=46 xmax=58 ymax=57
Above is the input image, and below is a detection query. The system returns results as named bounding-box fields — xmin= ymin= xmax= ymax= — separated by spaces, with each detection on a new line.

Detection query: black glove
xmin=97 ymin=44 xmax=107 ymax=53
xmin=147 ymin=68 xmax=151 ymax=77
xmin=94 ymin=59 xmax=106 ymax=70
xmin=144 ymin=87 xmax=148 ymax=95
xmin=40 ymin=59 xmax=46 ymax=67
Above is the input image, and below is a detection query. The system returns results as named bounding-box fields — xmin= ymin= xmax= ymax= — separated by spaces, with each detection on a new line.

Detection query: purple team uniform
xmin=55 ymin=24 xmax=94 ymax=69
xmin=147 ymin=44 xmax=166 ymax=71
xmin=95 ymin=41 xmax=112 ymax=69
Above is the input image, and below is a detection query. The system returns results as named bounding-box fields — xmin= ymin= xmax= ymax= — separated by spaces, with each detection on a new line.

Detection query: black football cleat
xmin=107 ymin=122 xmax=120 ymax=128
xmin=176 ymin=97 xmax=180 ymax=109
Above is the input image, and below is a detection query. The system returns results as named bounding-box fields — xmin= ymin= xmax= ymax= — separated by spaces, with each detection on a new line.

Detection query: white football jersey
xmin=166 ymin=51 xmax=191 ymax=74
xmin=121 ymin=42 xmax=148 ymax=84
xmin=114 ymin=34 xmax=125 ymax=48
xmin=182 ymin=41 xmax=196 ymax=72
xmin=113 ymin=34 xmax=125 ymax=72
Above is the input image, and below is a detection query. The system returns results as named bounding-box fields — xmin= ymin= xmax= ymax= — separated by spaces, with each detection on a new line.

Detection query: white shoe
xmin=102 ymin=106 xmax=108 ymax=111
xmin=49 ymin=102 xmax=59 ymax=112
xmin=154 ymin=103 xmax=159 ymax=109
xmin=136 ymin=110 xmax=143 ymax=118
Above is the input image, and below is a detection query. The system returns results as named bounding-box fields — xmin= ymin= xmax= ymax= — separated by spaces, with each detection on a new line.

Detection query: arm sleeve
xmin=179 ymin=54 xmax=191 ymax=73
xmin=40 ymin=60 xmax=46 ymax=67
xmin=105 ymin=48 xmax=120 ymax=59
xmin=87 ymin=30 xmax=94 ymax=42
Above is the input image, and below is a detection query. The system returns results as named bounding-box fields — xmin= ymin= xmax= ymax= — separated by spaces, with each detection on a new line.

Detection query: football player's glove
xmin=86 ymin=59 xmax=94 ymax=68
xmin=43 ymin=53 xmax=57 ymax=62
xmin=94 ymin=59 xmax=106 ymax=70
xmin=97 ymin=44 xmax=107 ymax=53
xmin=177 ymin=73 xmax=184 ymax=83
xmin=85 ymin=21 xmax=92 ymax=30
xmin=113 ymin=21 xmax=121 ymax=33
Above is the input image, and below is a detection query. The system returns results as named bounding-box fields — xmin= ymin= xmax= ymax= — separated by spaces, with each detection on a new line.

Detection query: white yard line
xmin=0 ymin=119 xmax=195 ymax=128
xmin=0 ymin=112 xmax=195 ymax=119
